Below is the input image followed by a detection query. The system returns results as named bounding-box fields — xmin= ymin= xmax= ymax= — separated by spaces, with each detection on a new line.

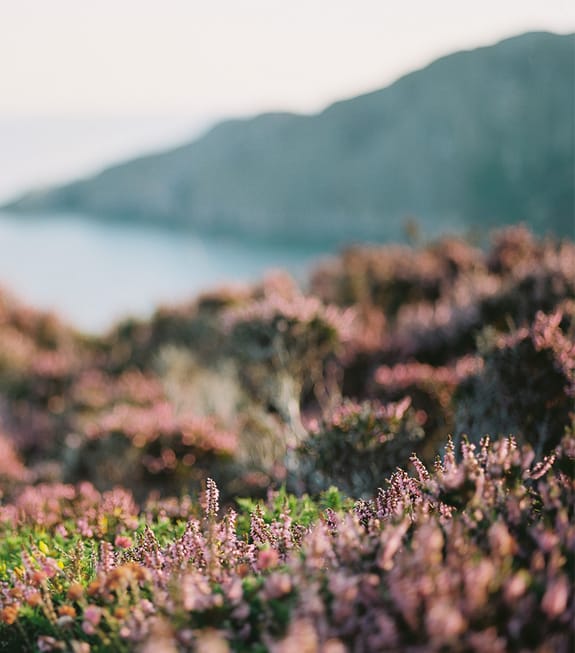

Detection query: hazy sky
xmin=1 ymin=0 xmax=574 ymax=118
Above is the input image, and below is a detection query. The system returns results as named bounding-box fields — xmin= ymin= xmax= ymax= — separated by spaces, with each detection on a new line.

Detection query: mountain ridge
xmin=6 ymin=31 xmax=574 ymax=244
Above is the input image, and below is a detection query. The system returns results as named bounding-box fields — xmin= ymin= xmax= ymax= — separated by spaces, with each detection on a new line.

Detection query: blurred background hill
xmin=6 ymin=31 xmax=574 ymax=244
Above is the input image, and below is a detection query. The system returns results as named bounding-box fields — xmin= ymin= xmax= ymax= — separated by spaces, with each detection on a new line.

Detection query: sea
xmin=0 ymin=115 xmax=332 ymax=333
xmin=0 ymin=211 xmax=330 ymax=334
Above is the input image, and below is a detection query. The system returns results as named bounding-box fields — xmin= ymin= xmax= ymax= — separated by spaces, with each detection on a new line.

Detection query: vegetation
xmin=0 ymin=225 xmax=573 ymax=651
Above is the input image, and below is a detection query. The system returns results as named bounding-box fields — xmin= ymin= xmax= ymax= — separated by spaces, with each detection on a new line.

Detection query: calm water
xmin=0 ymin=212 xmax=331 ymax=333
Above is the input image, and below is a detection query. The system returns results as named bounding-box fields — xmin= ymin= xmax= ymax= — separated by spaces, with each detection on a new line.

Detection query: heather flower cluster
xmin=299 ymin=397 xmax=426 ymax=496
xmin=0 ymin=435 xmax=573 ymax=651
xmin=312 ymin=225 xmax=574 ymax=364
xmin=455 ymin=306 xmax=575 ymax=455
xmin=0 ymin=226 xmax=573 ymax=651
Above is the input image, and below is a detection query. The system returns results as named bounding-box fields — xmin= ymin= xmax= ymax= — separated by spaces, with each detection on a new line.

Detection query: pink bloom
xmin=83 ymin=605 xmax=102 ymax=627
xmin=114 ymin=535 xmax=133 ymax=549
xmin=82 ymin=621 xmax=96 ymax=636
xmin=257 ymin=548 xmax=279 ymax=570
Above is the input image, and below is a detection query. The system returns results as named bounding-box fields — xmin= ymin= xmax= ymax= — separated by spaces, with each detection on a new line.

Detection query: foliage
xmin=455 ymin=307 xmax=575 ymax=454
xmin=298 ymin=398 xmax=425 ymax=497
xmin=0 ymin=436 xmax=572 ymax=651
xmin=0 ymin=226 xmax=574 ymax=650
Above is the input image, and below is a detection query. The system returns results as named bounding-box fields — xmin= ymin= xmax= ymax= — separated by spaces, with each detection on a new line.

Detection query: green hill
xmin=6 ymin=31 xmax=574 ymax=244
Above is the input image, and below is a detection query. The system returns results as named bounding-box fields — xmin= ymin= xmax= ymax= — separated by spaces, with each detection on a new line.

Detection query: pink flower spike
xmin=83 ymin=605 xmax=102 ymax=627
xmin=114 ymin=535 xmax=133 ymax=549
xmin=82 ymin=621 xmax=96 ymax=636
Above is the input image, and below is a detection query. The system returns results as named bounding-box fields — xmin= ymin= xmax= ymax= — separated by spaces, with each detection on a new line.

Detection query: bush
xmin=0 ymin=436 xmax=572 ymax=652
xmin=455 ymin=308 xmax=575 ymax=454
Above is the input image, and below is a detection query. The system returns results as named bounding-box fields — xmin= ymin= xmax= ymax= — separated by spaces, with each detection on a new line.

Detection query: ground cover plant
xmin=0 ymin=226 xmax=573 ymax=651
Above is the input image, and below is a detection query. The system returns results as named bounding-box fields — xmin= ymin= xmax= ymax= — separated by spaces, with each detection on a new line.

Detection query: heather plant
xmin=310 ymin=237 xmax=485 ymax=318
xmin=298 ymin=398 xmax=426 ymax=497
xmin=0 ymin=431 xmax=29 ymax=493
xmin=224 ymin=275 xmax=353 ymax=445
xmin=0 ymin=291 xmax=83 ymax=399
xmin=382 ymin=233 xmax=574 ymax=367
xmin=0 ymin=291 xmax=242 ymax=497
xmin=0 ymin=294 xmax=92 ymax=481
xmin=455 ymin=308 xmax=575 ymax=455
xmin=83 ymin=277 xmax=354 ymax=492
xmin=102 ymin=284 xmax=250 ymax=373
xmin=371 ymin=355 xmax=483 ymax=454
xmin=312 ymin=227 xmax=574 ymax=375
xmin=2 ymin=227 xmax=572 ymax=501
xmin=0 ymin=226 xmax=574 ymax=651
xmin=0 ymin=435 xmax=572 ymax=652
xmin=70 ymin=403 xmax=237 ymax=497
xmin=486 ymin=224 xmax=546 ymax=275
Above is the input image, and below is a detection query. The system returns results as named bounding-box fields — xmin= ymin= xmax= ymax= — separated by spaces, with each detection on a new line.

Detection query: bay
xmin=0 ymin=211 xmax=331 ymax=334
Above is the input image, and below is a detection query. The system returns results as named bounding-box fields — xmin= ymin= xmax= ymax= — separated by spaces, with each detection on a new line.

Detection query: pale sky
xmin=1 ymin=0 xmax=574 ymax=118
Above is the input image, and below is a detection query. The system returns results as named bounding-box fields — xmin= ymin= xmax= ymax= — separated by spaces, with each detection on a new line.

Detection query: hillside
xmin=6 ymin=31 xmax=574 ymax=243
